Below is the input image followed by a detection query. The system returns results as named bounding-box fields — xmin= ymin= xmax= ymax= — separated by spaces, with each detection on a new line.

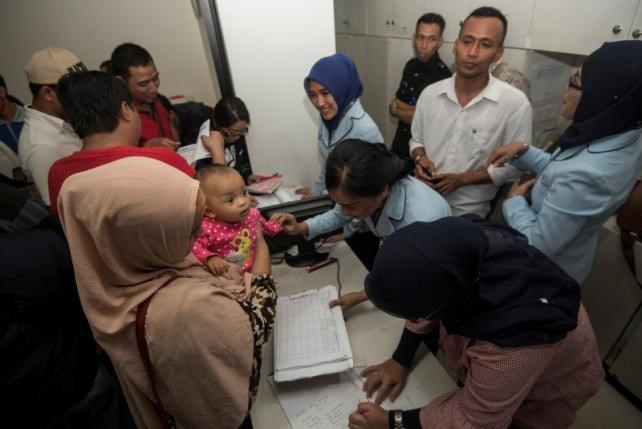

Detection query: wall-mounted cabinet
xmin=335 ymin=0 xmax=536 ymax=47
xmin=335 ymin=0 xmax=642 ymax=55
xmin=530 ymin=0 xmax=642 ymax=55
xmin=340 ymin=35 xmax=415 ymax=147
xmin=336 ymin=33 xmax=368 ymax=79
xmin=363 ymin=37 xmax=414 ymax=146
xmin=366 ymin=0 xmax=426 ymax=37
xmin=334 ymin=0 xmax=367 ymax=34
xmin=420 ymin=0 xmax=471 ymax=42
xmin=630 ymin=2 xmax=642 ymax=44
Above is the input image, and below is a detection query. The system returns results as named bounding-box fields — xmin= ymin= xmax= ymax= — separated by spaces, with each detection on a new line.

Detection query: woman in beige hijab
xmin=58 ymin=156 xmax=276 ymax=428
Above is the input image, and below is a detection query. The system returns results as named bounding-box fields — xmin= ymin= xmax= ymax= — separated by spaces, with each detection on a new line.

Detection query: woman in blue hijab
xmin=303 ymin=53 xmax=383 ymax=196
xmin=297 ymin=54 xmax=385 ymax=271
xmin=489 ymin=40 xmax=642 ymax=283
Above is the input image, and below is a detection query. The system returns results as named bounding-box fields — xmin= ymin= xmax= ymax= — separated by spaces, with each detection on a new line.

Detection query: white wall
xmin=0 ymin=0 xmax=220 ymax=105
xmin=216 ymin=0 xmax=336 ymax=187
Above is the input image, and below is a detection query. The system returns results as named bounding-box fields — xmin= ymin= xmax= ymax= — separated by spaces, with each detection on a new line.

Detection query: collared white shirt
xmin=18 ymin=106 xmax=82 ymax=205
xmin=409 ymin=74 xmax=532 ymax=217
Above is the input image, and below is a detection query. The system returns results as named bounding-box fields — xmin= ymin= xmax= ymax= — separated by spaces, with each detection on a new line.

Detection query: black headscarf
xmin=365 ymin=215 xmax=581 ymax=347
xmin=556 ymin=40 xmax=642 ymax=151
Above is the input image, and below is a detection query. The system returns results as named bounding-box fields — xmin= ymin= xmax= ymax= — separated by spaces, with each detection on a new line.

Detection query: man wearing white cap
xmin=18 ymin=47 xmax=87 ymax=206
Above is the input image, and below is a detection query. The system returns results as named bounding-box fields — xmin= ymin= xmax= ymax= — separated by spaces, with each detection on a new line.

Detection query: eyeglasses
xmin=568 ymin=72 xmax=582 ymax=91
xmin=222 ymin=126 xmax=249 ymax=138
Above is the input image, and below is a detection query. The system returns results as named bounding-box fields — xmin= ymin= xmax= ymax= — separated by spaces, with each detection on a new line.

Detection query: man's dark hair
xmin=0 ymin=75 xmax=23 ymax=106
xmin=461 ymin=6 xmax=508 ymax=46
xmin=57 ymin=71 xmax=133 ymax=139
xmin=416 ymin=13 xmax=446 ymax=35
xmin=212 ymin=96 xmax=251 ymax=128
xmin=28 ymin=83 xmax=56 ymax=97
xmin=110 ymin=43 xmax=154 ymax=79
xmin=100 ymin=59 xmax=113 ymax=75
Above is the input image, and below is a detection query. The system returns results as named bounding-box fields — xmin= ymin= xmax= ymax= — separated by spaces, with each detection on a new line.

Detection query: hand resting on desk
xmin=361 ymin=358 xmax=409 ymax=405
xmin=329 ymin=290 xmax=368 ymax=313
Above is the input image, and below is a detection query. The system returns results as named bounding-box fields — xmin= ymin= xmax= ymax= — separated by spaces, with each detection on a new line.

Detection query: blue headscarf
xmin=365 ymin=215 xmax=580 ymax=348
xmin=557 ymin=40 xmax=642 ymax=151
xmin=304 ymin=53 xmax=363 ymax=133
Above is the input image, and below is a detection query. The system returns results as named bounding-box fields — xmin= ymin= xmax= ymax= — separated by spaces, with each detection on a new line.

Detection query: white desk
xmin=251 ymin=242 xmax=457 ymax=428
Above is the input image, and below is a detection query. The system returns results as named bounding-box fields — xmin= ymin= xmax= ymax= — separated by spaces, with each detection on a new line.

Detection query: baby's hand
xmin=206 ymin=256 xmax=230 ymax=275
xmin=269 ymin=212 xmax=296 ymax=226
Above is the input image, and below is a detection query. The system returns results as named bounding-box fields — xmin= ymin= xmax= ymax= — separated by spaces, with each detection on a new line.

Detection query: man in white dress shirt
xmin=18 ymin=47 xmax=86 ymax=206
xmin=410 ymin=7 xmax=532 ymax=217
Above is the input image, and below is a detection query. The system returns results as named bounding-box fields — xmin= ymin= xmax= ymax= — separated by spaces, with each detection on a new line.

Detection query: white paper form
xmin=255 ymin=187 xmax=301 ymax=208
xmin=270 ymin=368 xmax=435 ymax=429
xmin=176 ymin=120 xmax=211 ymax=165
xmin=274 ymin=285 xmax=353 ymax=382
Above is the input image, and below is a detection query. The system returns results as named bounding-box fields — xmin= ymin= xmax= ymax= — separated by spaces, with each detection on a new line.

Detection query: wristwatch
xmin=392 ymin=410 xmax=405 ymax=429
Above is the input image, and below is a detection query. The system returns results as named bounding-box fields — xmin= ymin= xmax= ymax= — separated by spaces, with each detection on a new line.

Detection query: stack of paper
xmin=255 ymin=186 xmax=301 ymax=208
xmin=274 ymin=285 xmax=353 ymax=382
xmin=269 ymin=368 xmax=434 ymax=429
xmin=246 ymin=175 xmax=283 ymax=195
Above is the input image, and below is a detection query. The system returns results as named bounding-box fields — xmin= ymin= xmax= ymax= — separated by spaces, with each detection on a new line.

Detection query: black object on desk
xmin=259 ymin=195 xmax=340 ymax=267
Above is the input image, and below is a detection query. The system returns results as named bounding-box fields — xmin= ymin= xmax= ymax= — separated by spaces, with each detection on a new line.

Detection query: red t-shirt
xmin=137 ymin=98 xmax=177 ymax=146
xmin=48 ymin=145 xmax=195 ymax=216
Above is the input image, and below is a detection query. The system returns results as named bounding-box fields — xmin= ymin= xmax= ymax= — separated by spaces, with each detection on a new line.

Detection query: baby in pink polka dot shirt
xmin=192 ymin=165 xmax=282 ymax=275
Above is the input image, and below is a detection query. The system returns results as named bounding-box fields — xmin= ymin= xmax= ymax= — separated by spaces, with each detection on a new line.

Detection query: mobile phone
xmin=518 ymin=173 xmax=536 ymax=184
xmin=417 ymin=163 xmax=432 ymax=178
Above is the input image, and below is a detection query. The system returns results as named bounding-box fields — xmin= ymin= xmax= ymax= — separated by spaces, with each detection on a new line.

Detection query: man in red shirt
xmin=48 ymin=71 xmax=194 ymax=216
xmin=110 ymin=43 xmax=180 ymax=149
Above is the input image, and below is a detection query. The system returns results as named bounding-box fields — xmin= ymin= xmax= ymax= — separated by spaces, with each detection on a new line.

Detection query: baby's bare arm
xmin=251 ymin=227 xmax=271 ymax=275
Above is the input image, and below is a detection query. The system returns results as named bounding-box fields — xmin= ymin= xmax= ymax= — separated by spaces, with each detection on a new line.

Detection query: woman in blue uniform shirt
xmin=302 ymin=53 xmax=385 ymax=269
xmin=490 ymin=40 xmax=642 ymax=283
xmin=303 ymin=53 xmax=383 ymax=197
xmin=273 ymin=139 xmax=451 ymax=312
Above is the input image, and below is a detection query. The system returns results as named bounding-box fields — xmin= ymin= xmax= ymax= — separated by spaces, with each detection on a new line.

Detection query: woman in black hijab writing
xmin=349 ymin=216 xmax=603 ymax=429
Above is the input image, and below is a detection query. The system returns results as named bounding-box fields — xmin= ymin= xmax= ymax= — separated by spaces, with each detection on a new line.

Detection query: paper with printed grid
xmin=274 ymin=285 xmax=353 ymax=382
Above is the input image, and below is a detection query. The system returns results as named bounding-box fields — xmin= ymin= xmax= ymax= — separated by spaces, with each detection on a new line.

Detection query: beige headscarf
xmin=59 ymin=157 xmax=254 ymax=428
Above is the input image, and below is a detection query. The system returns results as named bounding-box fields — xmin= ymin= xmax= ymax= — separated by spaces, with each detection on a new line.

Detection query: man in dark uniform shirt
xmin=390 ymin=13 xmax=451 ymax=157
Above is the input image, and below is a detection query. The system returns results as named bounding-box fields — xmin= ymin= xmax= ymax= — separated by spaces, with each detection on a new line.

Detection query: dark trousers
xmin=345 ymin=230 xmax=381 ymax=271
xmin=43 ymin=362 xmax=136 ymax=429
